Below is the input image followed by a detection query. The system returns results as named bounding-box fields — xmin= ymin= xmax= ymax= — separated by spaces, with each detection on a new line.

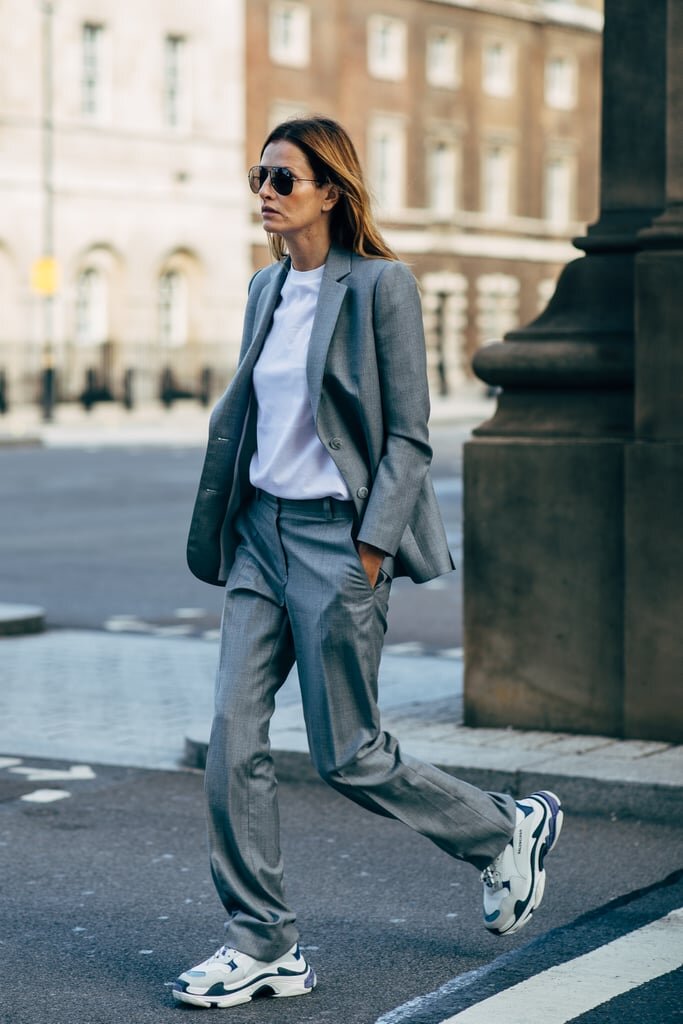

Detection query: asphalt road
xmin=4 ymin=429 xmax=682 ymax=1022
xmin=2 ymin=757 xmax=682 ymax=1024
xmin=0 ymin=427 xmax=466 ymax=648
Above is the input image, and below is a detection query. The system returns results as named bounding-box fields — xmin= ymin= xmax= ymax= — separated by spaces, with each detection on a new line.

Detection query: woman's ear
xmin=321 ymin=183 xmax=341 ymax=212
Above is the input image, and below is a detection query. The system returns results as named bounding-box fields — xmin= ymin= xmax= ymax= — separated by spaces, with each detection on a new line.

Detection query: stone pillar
xmin=624 ymin=0 xmax=683 ymax=740
xmin=463 ymin=0 xmax=668 ymax=736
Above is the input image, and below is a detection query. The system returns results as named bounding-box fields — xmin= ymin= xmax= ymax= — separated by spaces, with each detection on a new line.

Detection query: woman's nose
xmin=259 ymin=173 xmax=274 ymax=198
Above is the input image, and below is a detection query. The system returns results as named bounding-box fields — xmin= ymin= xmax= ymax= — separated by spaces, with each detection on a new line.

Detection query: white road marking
xmin=384 ymin=642 xmax=427 ymax=656
xmin=0 ymin=757 xmax=22 ymax=769
xmin=174 ymin=608 xmax=206 ymax=619
xmin=21 ymin=789 xmax=71 ymax=803
xmin=10 ymin=764 xmax=95 ymax=782
xmin=437 ymin=907 xmax=683 ymax=1024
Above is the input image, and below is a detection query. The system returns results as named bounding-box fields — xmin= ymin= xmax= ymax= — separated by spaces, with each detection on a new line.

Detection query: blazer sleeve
xmin=355 ymin=260 xmax=433 ymax=556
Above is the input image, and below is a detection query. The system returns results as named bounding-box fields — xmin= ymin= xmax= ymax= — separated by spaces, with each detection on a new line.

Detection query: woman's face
xmin=256 ymin=140 xmax=335 ymax=244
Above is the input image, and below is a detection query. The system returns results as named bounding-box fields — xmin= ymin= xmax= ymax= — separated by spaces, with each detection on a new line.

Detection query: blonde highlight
xmin=260 ymin=116 xmax=399 ymax=263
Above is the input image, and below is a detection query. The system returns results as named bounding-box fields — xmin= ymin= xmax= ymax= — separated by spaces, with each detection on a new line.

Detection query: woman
xmin=173 ymin=116 xmax=563 ymax=1010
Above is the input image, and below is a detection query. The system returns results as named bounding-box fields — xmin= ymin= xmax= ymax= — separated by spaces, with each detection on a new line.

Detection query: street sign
xmin=30 ymin=256 xmax=60 ymax=296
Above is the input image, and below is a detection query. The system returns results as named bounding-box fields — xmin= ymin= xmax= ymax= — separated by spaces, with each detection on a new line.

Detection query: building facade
xmin=246 ymin=0 xmax=602 ymax=392
xmin=0 ymin=0 xmax=248 ymax=405
xmin=0 ymin=0 xmax=602 ymax=408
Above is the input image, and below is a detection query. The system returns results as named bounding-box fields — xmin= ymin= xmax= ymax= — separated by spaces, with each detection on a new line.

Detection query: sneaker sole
xmin=172 ymin=966 xmax=317 ymax=1009
xmin=492 ymin=790 xmax=563 ymax=936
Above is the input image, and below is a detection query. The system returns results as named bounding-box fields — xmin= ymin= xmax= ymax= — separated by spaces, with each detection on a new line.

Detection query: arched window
xmin=75 ymin=268 xmax=108 ymax=345
xmin=159 ymin=270 xmax=188 ymax=347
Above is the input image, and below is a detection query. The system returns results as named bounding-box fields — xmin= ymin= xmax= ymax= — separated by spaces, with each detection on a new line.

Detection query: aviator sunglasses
xmin=248 ymin=164 xmax=321 ymax=196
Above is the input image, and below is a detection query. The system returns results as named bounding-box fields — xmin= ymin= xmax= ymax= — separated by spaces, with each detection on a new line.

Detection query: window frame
xmin=81 ymin=22 xmax=109 ymax=121
xmin=163 ymin=34 xmax=192 ymax=131
xmin=368 ymin=114 xmax=407 ymax=212
xmin=75 ymin=267 xmax=108 ymax=346
xmin=269 ymin=1 xmax=311 ymax=69
xmin=426 ymin=137 xmax=461 ymax=217
xmin=482 ymin=38 xmax=516 ymax=98
xmin=159 ymin=270 xmax=189 ymax=348
xmin=367 ymin=14 xmax=407 ymax=82
xmin=481 ymin=143 xmax=515 ymax=219
xmin=426 ymin=27 xmax=461 ymax=90
xmin=544 ymin=53 xmax=578 ymax=110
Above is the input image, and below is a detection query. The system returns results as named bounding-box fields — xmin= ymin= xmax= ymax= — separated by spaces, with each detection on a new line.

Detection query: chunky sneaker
xmin=172 ymin=942 xmax=316 ymax=1009
xmin=481 ymin=790 xmax=563 ymax=936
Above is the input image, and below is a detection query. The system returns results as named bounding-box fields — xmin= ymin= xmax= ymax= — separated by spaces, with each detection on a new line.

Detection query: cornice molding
xmin=423 ymin=0 xmax=603 ymax=33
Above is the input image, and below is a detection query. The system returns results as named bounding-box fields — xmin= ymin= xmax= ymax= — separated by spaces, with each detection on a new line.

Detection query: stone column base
xmin=624 ymin=441 xmax=683 ymax=741
xmin=463 ymin=437 xmax=625 ymax=735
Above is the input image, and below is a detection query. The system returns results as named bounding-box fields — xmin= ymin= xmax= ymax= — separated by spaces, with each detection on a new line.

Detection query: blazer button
xmin=329 ymin=437 xmax=343 ymax=450
xmin=356 ymin=486 xmax=369 ymax=499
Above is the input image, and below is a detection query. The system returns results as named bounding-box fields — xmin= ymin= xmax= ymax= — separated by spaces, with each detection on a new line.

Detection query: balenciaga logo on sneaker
xmin=516 ymin=829 xmax=523 ymax=854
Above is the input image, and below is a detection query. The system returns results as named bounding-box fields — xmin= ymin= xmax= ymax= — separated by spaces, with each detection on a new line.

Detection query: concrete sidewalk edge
xmin=183 ymin=737 xmax=682 ymax=825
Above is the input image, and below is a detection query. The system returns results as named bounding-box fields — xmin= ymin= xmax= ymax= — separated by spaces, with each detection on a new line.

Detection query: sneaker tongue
xmin=216 ymin=945 xmax=237 ymax=959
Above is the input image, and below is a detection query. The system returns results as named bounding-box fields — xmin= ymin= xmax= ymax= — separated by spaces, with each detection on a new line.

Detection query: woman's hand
xmin=357 ymin=541 xmax=387 ymax=589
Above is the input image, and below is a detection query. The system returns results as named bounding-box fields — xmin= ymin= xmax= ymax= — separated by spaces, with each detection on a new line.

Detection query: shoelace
xmin=481 ymin=864 xmax=503 ymax=889
xmin=213 ymin=945 xmax=240 ymax=961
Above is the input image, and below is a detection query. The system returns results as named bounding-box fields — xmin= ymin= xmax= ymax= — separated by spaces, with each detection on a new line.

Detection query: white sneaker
xmin=482 ymin=790 xmax=563 ymax=936
xmin=172 ymin=942 xmax=316 ymax=1008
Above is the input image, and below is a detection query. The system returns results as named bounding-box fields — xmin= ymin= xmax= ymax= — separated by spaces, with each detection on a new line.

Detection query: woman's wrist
xmin=356 ymin=541 xmax=387 ymax=587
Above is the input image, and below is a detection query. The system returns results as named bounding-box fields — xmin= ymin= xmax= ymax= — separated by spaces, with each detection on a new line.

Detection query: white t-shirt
xmin=249 ymin=264 xmax=351 ymax=500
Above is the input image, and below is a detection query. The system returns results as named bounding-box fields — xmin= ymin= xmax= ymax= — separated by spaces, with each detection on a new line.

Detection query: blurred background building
xmin=0 ymin=0 xmax=602 ymax=409
xmin=248 ymin=0 xmax=603 ymax=395
xmin=0 ymin=0 xmax=248 ymax=408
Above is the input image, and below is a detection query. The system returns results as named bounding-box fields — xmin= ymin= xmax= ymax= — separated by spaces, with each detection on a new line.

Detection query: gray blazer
xmin=187 ymin=246 xmax=454 ymax=585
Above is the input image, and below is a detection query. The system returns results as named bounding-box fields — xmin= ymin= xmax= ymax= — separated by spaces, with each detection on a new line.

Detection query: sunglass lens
xmin=248 ymin=166 xmax=266 ymax=193
xmin=271 ymin=168 xmax=294 ymax=196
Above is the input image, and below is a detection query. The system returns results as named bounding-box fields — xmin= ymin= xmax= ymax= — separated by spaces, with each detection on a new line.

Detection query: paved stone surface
xmin=1 ymin=629 xmax=680 ymax=822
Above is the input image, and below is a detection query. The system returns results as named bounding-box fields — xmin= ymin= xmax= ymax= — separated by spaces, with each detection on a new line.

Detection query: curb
xmin=0 ymin=434 xmax=42 ymax=448
xmin=0 ymin=604 xmax=46 ymax=637
xmin=183 ymin=736 xmax=682 ymax=826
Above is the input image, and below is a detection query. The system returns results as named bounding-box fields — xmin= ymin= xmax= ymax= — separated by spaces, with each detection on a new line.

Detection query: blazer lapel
xmin=307 ymin=247 xmax=352 ymax=421
xmin=239 ymin=260 xmax=289 ymax=380
xmin=209 ymin=261 xmax=288 ymax=438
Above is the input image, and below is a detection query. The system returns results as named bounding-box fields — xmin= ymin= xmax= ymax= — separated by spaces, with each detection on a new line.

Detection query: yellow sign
xmin=31 ymin=257 xmax=60 ymax=296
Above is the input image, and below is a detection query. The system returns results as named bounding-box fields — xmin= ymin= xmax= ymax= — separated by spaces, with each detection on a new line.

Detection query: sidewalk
xmin=1 ymin=622 xmax=680 ymax=824
xmin=0 ymin=390 xmax=496 ymax=448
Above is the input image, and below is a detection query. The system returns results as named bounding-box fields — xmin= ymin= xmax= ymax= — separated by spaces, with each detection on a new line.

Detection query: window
xmin=368 ymin=116 xmax=406 ymax=211
xmin=427 ymin=140 xmax=460 ymax=217
xmin=164 ymin=35 xmax=190 ymax=130
xmin=367 ymin=15 xmax=406 ymax=81
xmin=482 ymin=40 xmax=516 ymax=97
xmin=482 ymin=145 xmax=514 ymax=219
xmin=421 ymin=273 xmax=469 ymax=393
xmin=426 ymin=28 xmax=461 ymax=89
xmin=75 ymin=269 xmax=108 ymax=346
xmin=269 ymin=2 xmax=310 ymax=68
xmin=544 ymin=155 xmax=575 ymax=225
xmin=476 ymin=274 xmax=520 ymax=346
xmin=81 ymin=23 xmax=107 ymax=119
xmin=545 ymin=54 xmax=577 ymax=109
xmin=159 ymin=271 xmax=188 ymax=347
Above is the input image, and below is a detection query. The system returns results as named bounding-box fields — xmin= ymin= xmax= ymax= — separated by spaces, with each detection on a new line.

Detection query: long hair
xmin=260 ymin=115 xmax=399 ymax=262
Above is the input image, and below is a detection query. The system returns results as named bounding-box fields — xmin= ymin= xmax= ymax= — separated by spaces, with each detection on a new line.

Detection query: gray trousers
xmin=205 ymin=490 xmax=516 ymax=961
